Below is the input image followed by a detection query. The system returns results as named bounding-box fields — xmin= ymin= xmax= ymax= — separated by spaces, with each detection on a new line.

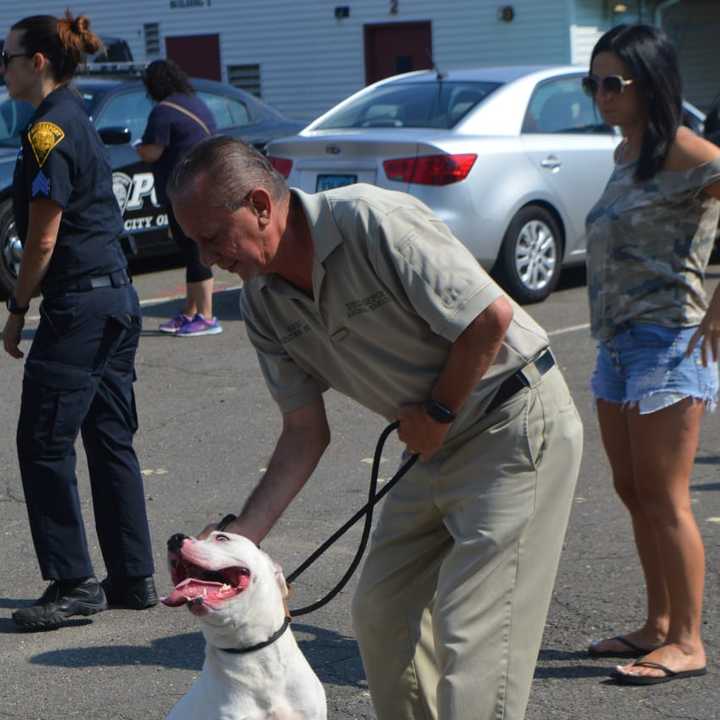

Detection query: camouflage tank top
xmin=586 ymin=156 xmax=720 ymax=340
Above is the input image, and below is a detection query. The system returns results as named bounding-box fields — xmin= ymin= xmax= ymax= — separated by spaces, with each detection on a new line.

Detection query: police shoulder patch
xmin=28 ymin=121 xmax=65 ymax=167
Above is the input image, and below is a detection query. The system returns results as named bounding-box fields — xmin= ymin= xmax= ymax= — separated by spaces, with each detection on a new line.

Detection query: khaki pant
xmin=352 ymin=366 xmax=582 ymax=720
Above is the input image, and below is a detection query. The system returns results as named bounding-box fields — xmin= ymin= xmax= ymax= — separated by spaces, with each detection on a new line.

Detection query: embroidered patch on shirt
xmin=28 ymin=121 xmax=65 ymax=167
xmin=31 ymin=170 xmax=51 ymax=197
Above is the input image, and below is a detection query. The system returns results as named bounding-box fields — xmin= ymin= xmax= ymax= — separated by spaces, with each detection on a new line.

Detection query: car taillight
xmin=383 ymin=153 xmax=477 ymax=186
xmin=269 ymin=156 xmax=293 ymax=178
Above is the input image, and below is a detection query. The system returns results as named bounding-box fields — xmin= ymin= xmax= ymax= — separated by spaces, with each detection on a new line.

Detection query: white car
xmin=268 ymin=65 xmax=704 ymax=303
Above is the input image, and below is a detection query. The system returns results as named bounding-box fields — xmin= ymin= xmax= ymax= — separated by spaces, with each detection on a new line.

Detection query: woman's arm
xmin=3 ymin=198 xmax=62 ymax=358
xmin=136 ymin=143 xmax=164 ymax=164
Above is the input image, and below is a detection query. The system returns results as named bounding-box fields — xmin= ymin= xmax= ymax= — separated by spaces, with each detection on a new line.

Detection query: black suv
xmin=0 ymin=73 xmax=303 ymax=297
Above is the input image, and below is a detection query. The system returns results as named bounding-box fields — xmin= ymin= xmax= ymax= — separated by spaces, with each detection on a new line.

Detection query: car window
xmin=0 ymin=92 xmax=34 ymax=146
xmin=315 ymin=81 xmax=502 ymax=130
xmin=94 ymin=90 xmax=153 ymax=142
xmin=523 ymin=76 xmax=612 ymax=135
xmin=198 ymin=92 xmax=251 ymax=129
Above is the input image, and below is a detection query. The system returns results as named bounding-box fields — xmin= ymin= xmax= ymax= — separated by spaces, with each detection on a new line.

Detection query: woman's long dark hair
xmin=591 ymin=24 xmax=682 ymax=182
xmin=142 ymin=59 xmax=195 ymax=102
xmin=12 ymin=11 xmax=102 ymax=83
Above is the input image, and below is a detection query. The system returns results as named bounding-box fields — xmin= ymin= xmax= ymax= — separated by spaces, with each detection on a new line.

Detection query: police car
xmin=0 ymin=73 xmax=303 ymax=297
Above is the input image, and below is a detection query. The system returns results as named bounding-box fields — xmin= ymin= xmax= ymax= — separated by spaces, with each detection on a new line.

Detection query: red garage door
xmin=165 ymin=34 xmax=221 ymax=81
xmin=364 ymin=22 xmax=433 ymax=86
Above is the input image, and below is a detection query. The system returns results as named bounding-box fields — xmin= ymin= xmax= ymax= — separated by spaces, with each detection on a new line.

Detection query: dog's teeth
xmin=221 ymin=584 xmax=231 ymax=592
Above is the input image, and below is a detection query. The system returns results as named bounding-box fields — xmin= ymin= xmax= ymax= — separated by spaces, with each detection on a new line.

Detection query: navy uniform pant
xmin=17 ymin=284 xmax=154 ymax=581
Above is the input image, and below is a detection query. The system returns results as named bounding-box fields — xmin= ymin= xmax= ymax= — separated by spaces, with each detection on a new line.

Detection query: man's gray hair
xmin=167 ymin=135 xmax=289 ymax=210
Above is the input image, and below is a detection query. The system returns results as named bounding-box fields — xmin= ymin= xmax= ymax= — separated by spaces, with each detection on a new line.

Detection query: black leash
xmin=217 ymin=421 xmax=418 ymax=619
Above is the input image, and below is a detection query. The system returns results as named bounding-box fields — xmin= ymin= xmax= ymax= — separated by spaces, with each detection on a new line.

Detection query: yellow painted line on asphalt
xmin=548 ymin=323 xmax=590 ymax=337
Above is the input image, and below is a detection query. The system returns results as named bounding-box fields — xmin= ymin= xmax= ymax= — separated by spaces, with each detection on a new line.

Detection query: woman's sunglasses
xmin=1 ymin=50 xmax=29 ymax=68
xmin=582 ymin=74 xmax=634 ymax=97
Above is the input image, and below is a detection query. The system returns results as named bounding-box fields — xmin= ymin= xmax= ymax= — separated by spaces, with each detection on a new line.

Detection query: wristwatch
xmin=6 ymin=296 xmax=29 ymax=315
xmin=423 ymin=398 xmax=456 ymax=424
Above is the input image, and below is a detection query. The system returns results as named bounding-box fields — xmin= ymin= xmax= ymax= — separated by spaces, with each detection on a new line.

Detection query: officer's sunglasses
xmin=582 ymin=74 xmax=634 ymax=97
xmin=1 ymin=50 xmax=30 ymax=68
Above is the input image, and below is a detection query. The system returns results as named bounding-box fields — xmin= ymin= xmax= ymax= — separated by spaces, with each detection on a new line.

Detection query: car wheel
xmin=497 ymin=205 xmax=562 ymax=304
xmin=0 ymin=199 xmax=21 ymax=299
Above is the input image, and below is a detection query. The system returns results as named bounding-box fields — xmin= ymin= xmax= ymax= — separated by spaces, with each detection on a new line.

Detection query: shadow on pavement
xmin=27 ymin=621 xmax=367 ymax=687
xmin=0 ymin=617 xmax=92 ymax=634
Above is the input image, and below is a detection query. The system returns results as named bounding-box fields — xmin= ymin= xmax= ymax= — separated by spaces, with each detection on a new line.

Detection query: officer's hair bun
xmin=57 ymin=10 xmax=102 ymax=56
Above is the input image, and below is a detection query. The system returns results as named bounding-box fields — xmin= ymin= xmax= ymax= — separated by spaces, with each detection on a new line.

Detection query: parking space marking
xmin=548 ymin=322 xmax=590 ymax=337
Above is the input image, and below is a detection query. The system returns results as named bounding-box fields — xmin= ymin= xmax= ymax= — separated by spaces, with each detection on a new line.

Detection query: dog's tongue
xmin=161 ymin=578 xmax=227 ymax=607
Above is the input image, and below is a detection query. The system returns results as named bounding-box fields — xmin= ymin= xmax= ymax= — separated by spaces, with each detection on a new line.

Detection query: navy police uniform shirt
xmin=141 ymin=92 xmax=215 ymax=204
xmin=12 ymin=85 xmax=126 ymax=294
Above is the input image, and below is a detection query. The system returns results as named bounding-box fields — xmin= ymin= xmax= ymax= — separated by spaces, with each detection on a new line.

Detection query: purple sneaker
xmin=176 ymin=314 xmax=223 ymax=337
xmin=159 ymin=313 xmax=192 ymax=334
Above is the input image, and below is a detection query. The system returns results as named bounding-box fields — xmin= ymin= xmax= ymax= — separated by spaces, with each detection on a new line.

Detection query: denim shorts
xmin=591 ymin=323 xmax=719 ymax=414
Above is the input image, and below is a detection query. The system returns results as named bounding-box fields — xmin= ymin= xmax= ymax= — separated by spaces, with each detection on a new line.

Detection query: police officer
xmin=2 ymin=12 xmax=156 ymax=631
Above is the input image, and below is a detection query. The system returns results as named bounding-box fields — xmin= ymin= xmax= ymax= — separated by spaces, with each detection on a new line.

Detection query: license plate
xmin=316 ymin=174 xmax=357 ymax=191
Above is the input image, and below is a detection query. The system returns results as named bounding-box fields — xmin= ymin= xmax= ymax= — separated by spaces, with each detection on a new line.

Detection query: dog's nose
xmin=167 ymin=533 xmax=189 ymax=553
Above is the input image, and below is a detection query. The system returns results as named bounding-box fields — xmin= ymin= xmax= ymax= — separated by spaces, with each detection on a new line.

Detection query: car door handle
xmin=540 ymin=156 xmax=562 ymax=170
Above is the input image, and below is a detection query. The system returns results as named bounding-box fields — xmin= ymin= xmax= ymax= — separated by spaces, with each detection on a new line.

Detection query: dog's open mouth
xmin=162 ymin=559 xmax=251 ymax=609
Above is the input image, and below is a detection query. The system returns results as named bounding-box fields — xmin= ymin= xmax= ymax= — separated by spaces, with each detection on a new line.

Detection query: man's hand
xmin=397 ymin=403 xmax=450 ymax=461
xmin=3 ymin=314 xmax=25 ymax=359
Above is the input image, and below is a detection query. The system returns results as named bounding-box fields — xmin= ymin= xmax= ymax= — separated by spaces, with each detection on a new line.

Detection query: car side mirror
xmin=98 ymin=126 xmax=132 ymax=145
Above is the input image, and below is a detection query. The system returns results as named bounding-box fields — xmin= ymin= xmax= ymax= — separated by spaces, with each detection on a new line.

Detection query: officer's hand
xmin=3 ymin=314 xmax=25 ymax=359
xmin=397 ymin=403 xmax=450 ymax=462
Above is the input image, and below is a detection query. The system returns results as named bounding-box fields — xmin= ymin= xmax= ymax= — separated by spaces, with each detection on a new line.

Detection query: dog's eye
xmin=214 ymin=533 xmax=230 ymax=542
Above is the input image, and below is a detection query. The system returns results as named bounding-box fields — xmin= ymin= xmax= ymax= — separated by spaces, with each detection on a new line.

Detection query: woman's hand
xmin=3 ymin=313 xmax=25 ymax=359
xmin=687 ymin=286 xmax=720 ymax=366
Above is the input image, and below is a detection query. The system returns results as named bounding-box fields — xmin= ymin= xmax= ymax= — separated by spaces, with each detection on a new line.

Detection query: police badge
xmin=112 ymin=172 xmax=133 ymax=214
xmin=28 ymin=122 xmax=65 ymax=167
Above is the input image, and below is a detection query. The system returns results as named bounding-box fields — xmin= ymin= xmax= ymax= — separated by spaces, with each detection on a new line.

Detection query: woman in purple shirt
xmin=137 ymin=59 xmax=222 ymax=337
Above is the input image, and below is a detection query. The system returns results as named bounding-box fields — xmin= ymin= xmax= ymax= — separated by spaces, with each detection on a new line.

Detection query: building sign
xmin=170 ymin=0 xmax=212 ymax=8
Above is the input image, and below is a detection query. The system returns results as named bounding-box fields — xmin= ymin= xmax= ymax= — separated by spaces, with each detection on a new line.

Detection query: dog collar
xmin=219 ymin=616 xmax=292 ymax=654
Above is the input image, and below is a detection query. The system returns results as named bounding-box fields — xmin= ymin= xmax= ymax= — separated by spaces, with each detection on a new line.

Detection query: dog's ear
xmin=272 ymin=561 xmax=289 ymax=599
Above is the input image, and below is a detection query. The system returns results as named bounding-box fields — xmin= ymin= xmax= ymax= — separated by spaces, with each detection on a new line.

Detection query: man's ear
xmin=249 ymin=188 xmax=272 ymax=223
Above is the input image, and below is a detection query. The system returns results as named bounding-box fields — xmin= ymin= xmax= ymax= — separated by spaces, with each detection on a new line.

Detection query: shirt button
xmin=332 ymin=328 xmax=349 ymax=342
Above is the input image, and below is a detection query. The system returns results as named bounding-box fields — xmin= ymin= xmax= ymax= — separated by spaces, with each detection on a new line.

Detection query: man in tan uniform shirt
xmin=169 ymin=137 xmax=583 ymax=720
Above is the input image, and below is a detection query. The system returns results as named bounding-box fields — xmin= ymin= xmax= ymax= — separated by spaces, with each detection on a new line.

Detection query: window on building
xmin=227 ymin=65 xmax=261 ymax=98
xmin=144 ymin=23 xmax=160 ymax=56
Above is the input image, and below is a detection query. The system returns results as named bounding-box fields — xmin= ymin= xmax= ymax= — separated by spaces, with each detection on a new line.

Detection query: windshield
xmin=0 ymin=85 xmax=104 ymax=147
xmin=0 ymin=92 xmax=34 ymax=147
xmin=315 ymin=80 xmax=502 ymax=130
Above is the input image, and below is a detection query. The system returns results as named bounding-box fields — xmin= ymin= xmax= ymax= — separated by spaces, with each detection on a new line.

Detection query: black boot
xmin=101 ymin=576 xmax=158 ymax=609
xmin=13 ymin=578 xmax=107 ymax=631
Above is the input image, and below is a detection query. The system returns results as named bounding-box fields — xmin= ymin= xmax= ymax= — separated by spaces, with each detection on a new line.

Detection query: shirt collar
xmin=255 ymin=187 xmax=345 ymax=292
xmin=33 ymin=85 xmax=82 ymax=120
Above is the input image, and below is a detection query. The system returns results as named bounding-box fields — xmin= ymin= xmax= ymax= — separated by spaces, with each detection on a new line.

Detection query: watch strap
xmin=7 ymin=296 xmax=29 ymax=315
xmin=423 ymin=398 xmax=456 ymax=424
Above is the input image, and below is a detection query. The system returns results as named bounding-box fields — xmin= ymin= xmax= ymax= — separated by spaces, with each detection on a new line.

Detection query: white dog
xmin=162 ymin=531 xmax=327 ymax=720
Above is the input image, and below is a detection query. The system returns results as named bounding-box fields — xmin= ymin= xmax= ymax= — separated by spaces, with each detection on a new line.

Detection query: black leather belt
xmin=486 ymin=349 xmax=555 ymax=414
xmin=44 ymin=269 xmax=130 ymax=297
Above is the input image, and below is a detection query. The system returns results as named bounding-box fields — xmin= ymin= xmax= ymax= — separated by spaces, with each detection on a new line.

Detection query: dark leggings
xmin=168 ymin=208 xmax=213 ymax=283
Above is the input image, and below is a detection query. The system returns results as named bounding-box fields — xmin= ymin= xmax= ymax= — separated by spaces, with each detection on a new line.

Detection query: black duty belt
xmin=44 ymin=269 xmax=131 ymax=297
xmin=485 ymin=349 xmax=555 ymax=414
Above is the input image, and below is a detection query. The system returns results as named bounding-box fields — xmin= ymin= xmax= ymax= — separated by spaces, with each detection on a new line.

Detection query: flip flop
xmin=611 ymin=660 xmax=708 ymax=685
xmin=588 ymin=635 xmax=658 ymax=659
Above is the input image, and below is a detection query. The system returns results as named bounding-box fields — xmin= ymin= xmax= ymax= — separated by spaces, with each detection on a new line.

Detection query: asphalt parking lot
xmin=0 ymin=260 xmax=718 ymax=720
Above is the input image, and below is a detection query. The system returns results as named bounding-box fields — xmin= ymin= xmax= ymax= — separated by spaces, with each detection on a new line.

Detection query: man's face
xmin=173 ymin=179 xmax=276 ymax=282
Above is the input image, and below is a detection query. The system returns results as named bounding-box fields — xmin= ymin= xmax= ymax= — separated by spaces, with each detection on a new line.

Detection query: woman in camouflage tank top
xmin=584 ymin=25 xmax=720 ymax=685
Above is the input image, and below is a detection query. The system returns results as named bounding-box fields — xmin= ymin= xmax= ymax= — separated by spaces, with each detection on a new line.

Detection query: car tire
xmin=496 ymin=205 xmax=563 ymax=304
xmin=0 ymin=199 xmax=21 ymax=300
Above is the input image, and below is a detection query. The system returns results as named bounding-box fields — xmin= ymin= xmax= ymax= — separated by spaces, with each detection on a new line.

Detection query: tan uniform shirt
xmin=240 ymin=184 xmax=549 ymax=439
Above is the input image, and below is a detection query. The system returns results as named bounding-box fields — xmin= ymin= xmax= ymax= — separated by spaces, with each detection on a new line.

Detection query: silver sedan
xmin=268 ymin=66 xmax=704 ymax=303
